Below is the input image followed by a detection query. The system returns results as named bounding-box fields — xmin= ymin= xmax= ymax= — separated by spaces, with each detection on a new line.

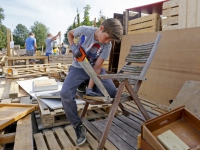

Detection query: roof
xmin=126 ymin=0 xmax=169 ymax=13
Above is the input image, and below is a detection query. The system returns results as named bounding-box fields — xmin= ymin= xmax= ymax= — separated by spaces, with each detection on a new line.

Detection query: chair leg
xmin=118 ymin=102 xmax=129 ymax=116
xmin=98 ymin=82 xmax=125 ymax=150
xmin=80 ymin=102 xmax=89 ymax=118
xmin=124 ymin=80 xmax=150 ymax=120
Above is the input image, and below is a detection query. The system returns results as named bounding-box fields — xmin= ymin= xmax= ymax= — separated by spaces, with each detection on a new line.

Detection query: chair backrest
xmin=118 ymin=33 xmax=161 ymax=92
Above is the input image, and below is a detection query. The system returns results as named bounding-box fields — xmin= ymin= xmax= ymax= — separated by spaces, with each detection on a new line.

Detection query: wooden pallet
xmin=162 ymin=0 xmax=179 ymax=30
xmin=34 ymin=125 xmax=117 ymax=150
xmin=49 ymin=54 xmax=73 ymax=64
xmin=35 ymin=98 xmax=112 ymax=130
xmin=3 ymin=63 xmax=69 ymax=78
xmin=128 ymin=13 xmax=160 ymax=35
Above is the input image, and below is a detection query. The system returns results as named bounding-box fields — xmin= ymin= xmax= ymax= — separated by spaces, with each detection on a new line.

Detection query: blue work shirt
xmin=25 ymin=36 xmax=36 ymax=50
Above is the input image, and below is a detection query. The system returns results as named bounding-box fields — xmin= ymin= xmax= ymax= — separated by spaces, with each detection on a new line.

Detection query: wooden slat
xmin=65 ymin=125 xmax=90 ymax=150
xmin=197 ymin=0 xmax=200 ymax=26
xmin=44 ymin=130 xmax=61 ymax=150
xmin=54 ymin=127 xmax=74 ymax=150
xmin=162 ymin=16 xmax=179 ymax=26
xmin=14 ymin=114 xmax=33 ymax=150
xmin=128 ymin=19 xmax=157 ymax=31
xmin=162 ymin=25 xmax=179 ymax=30
xmin=162 ymin=7 xmax=179 ymax=17
xmin=34 ymin=133 xmax=48 ymax=150
xmin=128 ymin=14 xmax=159 ymax=25
xmin=187 ymin=0 xmax=198 ymax=28
xmin=128 ymin=26 xmax=157 ymax=35
xmin=178 ymin=0 xmax=187 ymax=29
xmin=0 ymin=132 xmax=15 ymax=144
xmin=157 ymin=130 xmax=190 ymax=150
xmin=9 ymin=81 xmax=18 ymax=98
xmin=163 ymin=0 xmax=179 ymax=10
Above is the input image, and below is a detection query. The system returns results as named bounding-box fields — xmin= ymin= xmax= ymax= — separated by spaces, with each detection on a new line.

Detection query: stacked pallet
xmin=162 ymin=0 xmax=200 ymax=30
xmin=3 ymin=63 xmax=69 ymax=78
xmin=128 ymin=13 xmax=161 ymax=35
xmin=49 ymin=54 xmax=73 ymax=64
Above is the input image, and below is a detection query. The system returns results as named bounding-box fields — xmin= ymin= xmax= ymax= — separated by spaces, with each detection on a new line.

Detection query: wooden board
xmin=0 ymin=103 xmax=38 ymax=130
xmin=118 ymin=27 xmax=200 ymax=105
xmin=168 ymin=80 xmax=200 ymax=119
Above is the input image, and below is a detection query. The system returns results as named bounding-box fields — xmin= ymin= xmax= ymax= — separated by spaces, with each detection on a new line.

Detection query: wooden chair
xmin=80 ymin=33 xmax=162 ymax=150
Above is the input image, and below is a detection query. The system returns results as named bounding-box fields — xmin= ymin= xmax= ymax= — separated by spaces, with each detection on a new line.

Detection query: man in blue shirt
xmin=25 ymin=32 xmax=37 ymax=64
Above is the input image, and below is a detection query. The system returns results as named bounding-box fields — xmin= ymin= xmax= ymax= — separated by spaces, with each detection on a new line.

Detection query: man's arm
xmin=67 ymin=30 xmax=75 ymax=46
xmin=52 ymin=31 xmax=61 ymax=41
xmin=34 ymin=39 xmax=37 ymax=51
xmin=87 ymin=57 xmax=104 ymax=89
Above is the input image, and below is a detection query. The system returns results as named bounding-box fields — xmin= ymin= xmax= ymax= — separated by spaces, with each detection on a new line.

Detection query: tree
xmin=13 ymin=24 xmax=29 ymax=46
xmin=0 ymin=7 xmax=5 ymax=24
xmin=0 ymin=24 xmax=7 ymax=48
xmin=30 ymin=21 xmax=49 ymax=48
xmin=82 ymin=5 xmax=92 ymax=26
xmin=63 ymin=25 xmax=73 ymax=44
xmin=97 ymin=10 xmax=106 ymax=27
xmin=77 ymin=8 xmax=81 ymax=27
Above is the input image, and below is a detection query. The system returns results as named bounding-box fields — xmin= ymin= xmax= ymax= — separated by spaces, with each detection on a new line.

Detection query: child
xmin=60 ymin=18 xmax=123 ymax=146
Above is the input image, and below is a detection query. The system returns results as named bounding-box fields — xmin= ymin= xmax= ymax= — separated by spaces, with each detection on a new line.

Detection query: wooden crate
xmin=34 ymin=125 xmax=117 ymax=150
xmin=141 ymin=106 xmax=200 ymax=150
xmin=35 ymin=97 xmax=112 ymax=129
xmin=162 ymin=0 xmax=179 ymax=30
xmin=128 ymin=13 xmax=160 ymax=35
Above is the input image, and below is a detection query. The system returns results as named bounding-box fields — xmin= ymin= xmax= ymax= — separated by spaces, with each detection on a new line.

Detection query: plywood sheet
xmin=168 ymin=80 xmax=200 ymax=118
xmin=0 ymin=103 xmax=38 ymax=130
xmin=119 ymin=27 xmax=200 ymax=105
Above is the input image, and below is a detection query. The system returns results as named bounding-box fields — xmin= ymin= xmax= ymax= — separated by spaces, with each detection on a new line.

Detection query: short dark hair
xmin=101 ymin=18 xmax=123 ymax=42
xmin=29 ymin=32 xmax=34 ymax=36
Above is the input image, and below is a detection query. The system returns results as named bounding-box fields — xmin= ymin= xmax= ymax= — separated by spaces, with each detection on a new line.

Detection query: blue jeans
xmin=60 ymin=66 xmax=116 ymax=125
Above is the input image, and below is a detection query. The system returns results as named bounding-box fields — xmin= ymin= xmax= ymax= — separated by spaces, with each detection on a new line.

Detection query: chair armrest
xmin=98 ymin=74 xmax=146 ymax=81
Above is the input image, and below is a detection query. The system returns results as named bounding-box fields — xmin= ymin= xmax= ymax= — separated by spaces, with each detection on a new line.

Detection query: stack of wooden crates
xmin=162 ymin=0 xmax=200 ymax=30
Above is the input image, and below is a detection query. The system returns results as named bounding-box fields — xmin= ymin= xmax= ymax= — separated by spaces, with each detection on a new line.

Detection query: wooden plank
xmin=43 ymin=130 xmax=61 ymax=150
xmin=162 ymin=7 xmax=179 ymax=17
xmin=128 ymin=26 xmax=156 ymax=35
xmin=162 ymin=16 xmax=179 ymax=26
xmin=14 ymin=114 xmax=33 ymax=150
xmin=128 ymin=14 xmax=159 ymax=25
xmin=178 ymin=0 xmax=187 ymax=29
xmin=163 ymin=0 xmax=179 ymax=10
xmin=128 ymin=19 xmax=157 ymax=31
xmin=34 ymin=133 xmax=48 ymax=150
xmin=157 ymin=130 xmax=190 ymax=150
xmin=54 ymin=127 xmax=74 ymax=150
xmin=9 ymin=81 xmax=19 ymax=98
xmin=168 ymin=80 xmax=200 ymax=119
xmin=64 ymin=125 xmax=90 ymax=150
xmin=92 ymin=121 xmax=134 ymax=150
xmin=0 ymin=132 xmax=15 ymax=144
xmin=187 ymin=0 xmax=197 ymax=28
xmin=197 ymin=0 xmax=200 ymax=26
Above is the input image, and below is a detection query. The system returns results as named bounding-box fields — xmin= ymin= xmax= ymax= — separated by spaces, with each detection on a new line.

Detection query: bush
xmin=0 ymin=46 xmax=5 ymax=50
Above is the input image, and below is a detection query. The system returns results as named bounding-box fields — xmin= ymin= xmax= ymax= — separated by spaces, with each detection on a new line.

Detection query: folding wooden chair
xmin=80 ymin=33 xmax=162 ymax=150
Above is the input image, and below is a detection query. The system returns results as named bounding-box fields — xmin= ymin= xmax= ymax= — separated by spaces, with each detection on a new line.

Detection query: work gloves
xmin=70 ymin=44 xmax=82 ymax=58
xmin=86 ymin=88 xmax=102 ymax=96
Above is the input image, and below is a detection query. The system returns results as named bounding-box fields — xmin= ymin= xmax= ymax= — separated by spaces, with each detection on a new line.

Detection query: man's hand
xmin=70 ymin=44 xmax=82 ymax=58
xmin=86 ymin=88 xmax=102 ymax=96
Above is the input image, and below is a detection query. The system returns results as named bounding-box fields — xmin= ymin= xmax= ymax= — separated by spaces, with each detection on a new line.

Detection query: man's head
xmin=98 ymin=18 xmax=123 ymax=43
xmin=47 ymin=33 xmax=53 ymax=38
xmin=30 ymin=32 xmax=34 ymax=37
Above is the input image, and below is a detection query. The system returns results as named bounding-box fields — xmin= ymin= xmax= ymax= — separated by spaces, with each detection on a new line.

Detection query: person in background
xmin=45 ymin=31 xmax=61 ymax=60
xmin=25 ymin=32 xmax=37 ymax=64
xmin=60 ymin=43 xmax=66 ymax=54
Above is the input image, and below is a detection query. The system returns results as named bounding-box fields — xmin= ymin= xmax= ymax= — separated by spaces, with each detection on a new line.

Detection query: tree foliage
xmin=97 ymin=10 xmax=106 ymax=27
xmin=63 ymin=25 xmax=73 ymax=44
xmin=30 ymin=21 xmax=49 ymax=48
xmin=13 ymin=24 xmax=29 ymax=46
xmin=0 ymin=24 xmax=7 ymax=48
xmin=82 ymin=5 xmax=92 ymax=26
xmin=0 ymin=7 xmax=5 ymax=24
